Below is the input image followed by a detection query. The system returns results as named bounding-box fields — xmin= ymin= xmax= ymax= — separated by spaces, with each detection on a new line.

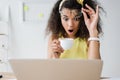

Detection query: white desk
xmin=0 ymin=72 xmax=117 ymax=80
xmin=0 ymin=72 xmax=16 ymax=80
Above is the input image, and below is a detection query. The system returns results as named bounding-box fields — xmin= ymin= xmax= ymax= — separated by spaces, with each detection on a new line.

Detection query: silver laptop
xmin=9 ymin=59 xmax=103 ymax=80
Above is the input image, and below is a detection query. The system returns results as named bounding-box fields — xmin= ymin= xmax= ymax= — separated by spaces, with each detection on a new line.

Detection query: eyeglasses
xmin=60 ymin=11 xmax=83 ymax=21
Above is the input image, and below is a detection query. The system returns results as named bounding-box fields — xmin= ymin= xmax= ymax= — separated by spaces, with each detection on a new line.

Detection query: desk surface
xmin=0 ymin=72 xmax=110 ymax=80
xmin=0 ymin=72 xmax=17 ymax=80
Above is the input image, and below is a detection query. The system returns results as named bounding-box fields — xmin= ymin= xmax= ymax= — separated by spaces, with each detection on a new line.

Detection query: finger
xmin=53 ymin=40 xmax=58 ymax=44
xmin=52 ymin=46 xmax=61 ymax=53
xmin=82 ymin=8 xmax=88 ymax=21
xmin=96 ymin=5 xmax=99 ymax=15
xmin=60 ymin=49 xmax=64 ymax=53
xmin=82 ymin=8 xmax=92 ymax=16
xmin=52 ymin=45 xmax=60 ymax=51
xmin=52 ymin=45 xmax=63 ymax=53
xmin=82 ymin=8 xmax=90 ymax=13
xmin=58 ymin=46 xmax=64 ymax=53
xmin=53 ymin=49 xmax=59 ymax=53
xmin=56 ymin=40 xmax=60 ymax=44
xmin=58 ymin=45 xmax=64 ymax=52
xmin=52 ymin=40 xmax=60 ymax=48
xmin=51 ymin=43 xmax=57 ymax=47
xmin=52 ymin=46 xmax=58 ymax=50
xmin=54 ymin=52 xmax=60 ymax=58
xmin=85 ymin=4 xmax=95 ymax=13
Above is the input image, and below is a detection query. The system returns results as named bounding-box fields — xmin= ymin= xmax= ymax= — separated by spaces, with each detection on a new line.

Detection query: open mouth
xmin=68 ymin=30 xmax=74 ymax=33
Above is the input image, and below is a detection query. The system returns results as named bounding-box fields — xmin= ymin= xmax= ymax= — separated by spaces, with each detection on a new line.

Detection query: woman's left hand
xmin=82 ymin=4 xmax=99 ymax=37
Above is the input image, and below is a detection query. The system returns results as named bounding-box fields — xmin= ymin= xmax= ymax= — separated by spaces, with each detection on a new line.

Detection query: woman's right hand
xmin=50 ymin=39 xmax=64 ymax=58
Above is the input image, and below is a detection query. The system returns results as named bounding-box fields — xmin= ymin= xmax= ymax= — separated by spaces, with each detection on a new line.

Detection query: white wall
xmin=0 ymin=0 xmax=120 ymax=78
xmin=6 ymin=0 xmax=56 ymax=59
xmin=0 ymin=0 xmax=56 ymax=72
xmin=99 ymin=0 xmax=120 ymax=77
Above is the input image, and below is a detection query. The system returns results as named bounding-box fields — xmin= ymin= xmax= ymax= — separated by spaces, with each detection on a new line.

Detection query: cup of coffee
xmin=59 ymin=38 xmax=74 ymax=50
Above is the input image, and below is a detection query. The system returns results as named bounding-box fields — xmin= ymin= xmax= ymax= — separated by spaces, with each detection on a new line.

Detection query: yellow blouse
xmin=60 ymin=38 xmax=88 ymax=59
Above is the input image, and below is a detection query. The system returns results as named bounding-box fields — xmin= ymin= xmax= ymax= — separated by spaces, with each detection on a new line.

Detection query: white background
xmin=0 ymin=0 xmax=120 ymax=77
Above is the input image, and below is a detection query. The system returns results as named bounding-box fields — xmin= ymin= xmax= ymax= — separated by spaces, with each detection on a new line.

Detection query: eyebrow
xmin=60 ymin=12 xmax=68 ymax=17
xmin=62 ymin=15 xmax=68 ymax=17
xmin=60 ymin=12 xmax=81 ymax=18
xmin=61 ymin=14 xmax=79 ymax=17
xmin=75 ymin=15 xmax=81 ymax=18
xmin=75 ymin=15 xmax=80 ymax=17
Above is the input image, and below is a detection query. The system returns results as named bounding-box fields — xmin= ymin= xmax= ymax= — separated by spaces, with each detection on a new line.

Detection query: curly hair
xmin=46 ymin=0 xmax=103 ymax=40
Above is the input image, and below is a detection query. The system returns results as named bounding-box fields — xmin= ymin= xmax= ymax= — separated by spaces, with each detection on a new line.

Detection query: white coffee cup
xmin=59 ymin=38 xmax=74 ymax=50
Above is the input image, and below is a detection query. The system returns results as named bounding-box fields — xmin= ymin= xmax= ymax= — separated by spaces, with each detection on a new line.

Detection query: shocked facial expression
xmin=60 ymin=8 xmax=81 ymax=38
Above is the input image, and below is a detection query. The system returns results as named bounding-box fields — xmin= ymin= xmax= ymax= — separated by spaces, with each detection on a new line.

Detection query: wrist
xmin=88 ymin=37 xmax=100 ymax=42
xmin=89 ymin=34 xmax=98 ymax=37
xmin=89 ymin=30 xmax=98 ymax=37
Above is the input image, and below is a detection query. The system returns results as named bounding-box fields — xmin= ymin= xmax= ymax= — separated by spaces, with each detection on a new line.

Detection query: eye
xmin=74 ymin=12 xmax=82 ymax=21
xmin=63 ymin=17 xmax=69 ymax=21
xmin=74 ymin=16 xmax=80 ymax=21
xmin=74 ymin=13 xmax=82 ymax=21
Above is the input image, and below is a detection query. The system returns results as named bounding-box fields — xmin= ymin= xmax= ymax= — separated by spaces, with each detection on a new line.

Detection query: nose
xmin=68 ymin=20 xmax=73 ymax=28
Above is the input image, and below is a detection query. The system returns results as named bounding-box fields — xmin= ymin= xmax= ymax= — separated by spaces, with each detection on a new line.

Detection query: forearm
xmin=47 ymin=51 xmax=60 ymax=59
xmin=47 ymin=52 xmax=53 ymax=59
xmin=88 ymin=41 xmax=101 ymax=59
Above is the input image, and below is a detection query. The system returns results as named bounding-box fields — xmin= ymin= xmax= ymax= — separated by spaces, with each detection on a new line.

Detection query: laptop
xmin=9 ymin=59 xmax=103 ymax=80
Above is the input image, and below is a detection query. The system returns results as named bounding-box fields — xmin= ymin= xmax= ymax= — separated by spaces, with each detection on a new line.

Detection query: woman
xmin=46 ymin=0 xmax=103 ymax=59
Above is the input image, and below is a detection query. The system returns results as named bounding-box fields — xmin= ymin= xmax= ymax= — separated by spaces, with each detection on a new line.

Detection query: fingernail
xmin=82 ymin=8 xmax=84 ymax=11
